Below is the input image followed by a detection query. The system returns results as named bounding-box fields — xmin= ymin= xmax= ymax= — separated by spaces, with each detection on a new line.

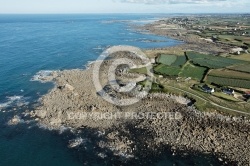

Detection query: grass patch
xmin=150 ymin=83 xmax=164 ymax=92
xmin=171 ymin=56 xmax=187 ymax=67
xmin=212 ymin=92 xmax=240 ymax=102
xmin=179 ymin=63 xmax=207 ymax=81
xmin=227 ymin=63 xmax=250 ymax=73
xmin=186 ymin=51 xmax=248 ymax=69
xmin=206 ymin=75 xmax=250 ymax=89
xmin=154 ymin=64 xmax=181 ymax=76
xmin=158 ymin=77 xmax=250 ymax=115
xmin=209 ymin=69 xmax=250 ymax=81
xmin=217 ymin=35 xmax=250 ymax=47
xmin=229 ymin=54 xmax=250 ymax=62
xmin=191 ymin=58 xmax=233 ymax=69
xmin=156 ymin=54 xmax=177 ymax=66
xmin=186 ymin=51 xmax=208 ymax=60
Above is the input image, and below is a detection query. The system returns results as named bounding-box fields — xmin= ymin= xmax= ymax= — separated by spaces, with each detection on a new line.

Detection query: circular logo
xmin=92 ymin=45 xmax=153 ymax=106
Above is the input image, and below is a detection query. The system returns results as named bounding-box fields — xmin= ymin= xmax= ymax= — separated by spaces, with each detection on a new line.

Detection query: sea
xmin=0 ymin=14 xmax=225 ymax=166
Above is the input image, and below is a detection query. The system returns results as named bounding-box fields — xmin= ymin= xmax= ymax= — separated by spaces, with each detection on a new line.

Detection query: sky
xmin=0 ymin=0 xmax=249 ymax=14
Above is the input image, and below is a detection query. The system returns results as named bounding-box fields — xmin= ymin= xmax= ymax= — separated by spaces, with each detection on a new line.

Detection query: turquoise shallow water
xmin=0 ymin=14 xmax=226 ymax=166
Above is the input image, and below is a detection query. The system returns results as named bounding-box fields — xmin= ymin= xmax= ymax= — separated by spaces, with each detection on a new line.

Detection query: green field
xmin=206 ymin=69 xmax=250 ymax=88
xmin=156 ymin=54 xmax=177 ymax=66
xmin=227 ymin=64 xmax=250 ymax=73
xmin=191 ymin=58 xmax=231 ymax=69
xmin=209 ymin=69 xmax=250 ymax=81
xmin=154 ymin=64 xmax=181 ymax=76
xmin=171 ymin=56 xmax=187 ymax=66
xmin=179 ymin=63 xmax=207 ymax=81
xmin=230 ymin=53 xmax=250 ymax=62
xmin=186 ymin=51 xmax=208 ymax=60
xmin=195 ymin=28 xmax=250 ymax=47
xmin=217 ymin=35 xmax=250 ymax=47
xmin=186 ymin=51 xmax=247 ymax=69
xmin=206 ymin=76 xmax=250 ymax=89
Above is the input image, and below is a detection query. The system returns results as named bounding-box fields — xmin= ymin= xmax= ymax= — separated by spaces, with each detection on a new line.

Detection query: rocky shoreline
xmin=28 ymin=48 xmax=250 ymax=165
xmin=23 ymin=19 xmax=250 ymax=165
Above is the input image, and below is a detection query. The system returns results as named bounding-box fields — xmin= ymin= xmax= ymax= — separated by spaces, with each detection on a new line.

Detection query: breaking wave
xmin=0 ymin=95 xmax=29 ymax=109
xmin=31 ymin=70 xmax=54 ymax=82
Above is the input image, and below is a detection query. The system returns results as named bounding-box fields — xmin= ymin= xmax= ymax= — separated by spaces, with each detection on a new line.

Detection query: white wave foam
xmin=58 ymin=126 xmax=73 ymax=134
xmin=84 ymin=61 xmax=95 ymax=70
xmin=93 ymin=45 xmax=104 ymax=50
xmin=0 ymin=102 xmax=10 ymax=108
xmin=0 ymin=95 xmax=28 ymax=109
xmin=68 ymin=137 xmax=87 ymax=148
xmin=31 ymin=70 xmax=54 ymax=82
xmin=7 ymin=96 xmax=22 ymax=101
xmin=37 ymin=123 xmax=54 ymax=131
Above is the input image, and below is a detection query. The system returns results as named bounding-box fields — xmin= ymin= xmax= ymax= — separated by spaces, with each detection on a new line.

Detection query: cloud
xmin=118 ymin=0 xmax=228 ymax=5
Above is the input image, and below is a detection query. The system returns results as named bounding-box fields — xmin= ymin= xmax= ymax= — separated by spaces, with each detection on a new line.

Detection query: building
xmin=244 ymin=91 xmax=250 ymax=99
xmin=222 ymin=88 xmax=235 ymax=95
xmin=202 ymin=84 xmax=215 ymax=93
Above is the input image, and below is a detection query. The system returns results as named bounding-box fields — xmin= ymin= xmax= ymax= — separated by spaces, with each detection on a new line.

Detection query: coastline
xmin=26 ymin=19 xmax=250 ymax=165
xmin=139 ymin=20 xmax=234 ymax=55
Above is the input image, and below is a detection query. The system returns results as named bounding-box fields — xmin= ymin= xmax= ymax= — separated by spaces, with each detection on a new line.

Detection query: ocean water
xmin=0 ymin=14 xmax=225 ymax=166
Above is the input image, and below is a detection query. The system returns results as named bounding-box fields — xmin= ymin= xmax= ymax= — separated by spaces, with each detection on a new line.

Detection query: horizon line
xmin=0 ymin=12 xmax=249 ymax=15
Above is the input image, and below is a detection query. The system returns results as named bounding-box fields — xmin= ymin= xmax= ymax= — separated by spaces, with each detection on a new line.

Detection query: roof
xmin=202 ymin=85 xmax=213 ymax=91
xmin=202 ymin=84 xmax=209 ymax=88
xmin=223 ymin=88 xmax=234 ymax=93
xmin=246 ymin=91 xmax=250 ymax=95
